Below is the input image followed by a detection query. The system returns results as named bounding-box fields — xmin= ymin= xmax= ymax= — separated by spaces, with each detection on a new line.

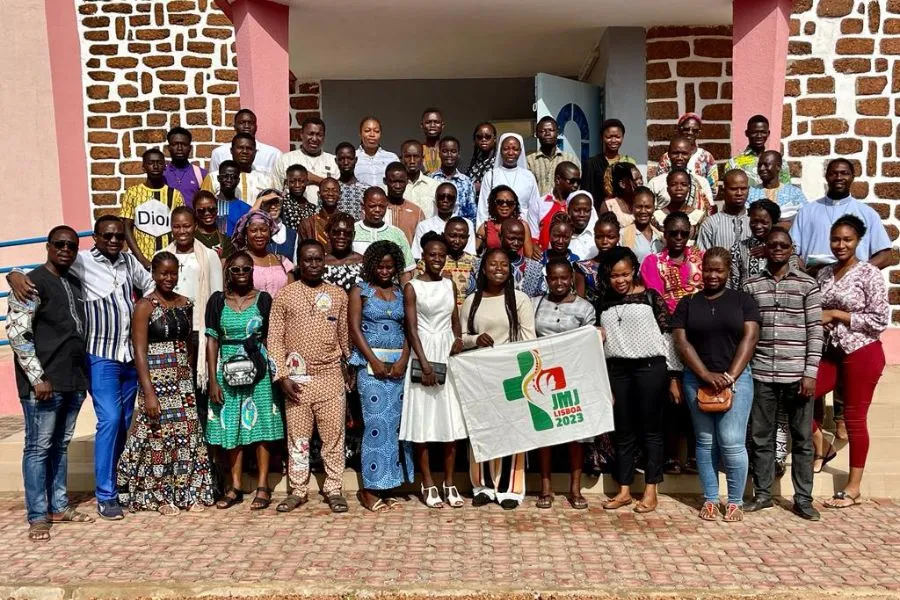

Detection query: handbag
xmin=367 ymin=348 xmax=402 ymax=376
xmin=696 ymin=385 xmax=733 ymax=413
xmin=221 ymin=338 xmax=268 ymax=387
xmin=410 ymin=359 xmax=447 ymax=385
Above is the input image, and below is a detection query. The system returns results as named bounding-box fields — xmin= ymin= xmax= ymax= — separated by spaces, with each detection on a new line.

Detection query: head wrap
xmin=232 ymin=209 xmax=277 ymax=250
xmin=677 ymin=112 xmax=702 ymax=127
xmin=493 ymin=133 xmax=528 ymax=171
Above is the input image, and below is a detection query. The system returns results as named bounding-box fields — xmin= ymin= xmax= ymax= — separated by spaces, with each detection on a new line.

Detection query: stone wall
xmin=75 ymin=0 xmax=320 ymax=217
xmin=783 ymin=0 xmax=900 ymax=322
xmin=645 ymin=26 xmax=734 ymax=166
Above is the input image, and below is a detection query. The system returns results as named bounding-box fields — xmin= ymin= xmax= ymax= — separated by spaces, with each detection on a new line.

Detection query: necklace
xmin=229 ymin=291 xmax=254 ymax=312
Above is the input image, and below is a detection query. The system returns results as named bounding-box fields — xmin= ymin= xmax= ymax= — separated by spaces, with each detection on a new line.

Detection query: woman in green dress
xmin=205 ymin=250 xmax=284 ymax=510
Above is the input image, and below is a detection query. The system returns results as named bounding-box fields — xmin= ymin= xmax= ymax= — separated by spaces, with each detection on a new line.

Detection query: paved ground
xmin=0 ymin=491 xmax=898 ymax=599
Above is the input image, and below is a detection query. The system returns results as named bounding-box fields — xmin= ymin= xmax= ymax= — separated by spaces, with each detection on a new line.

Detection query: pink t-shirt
xmin=253 ymin=256 xmax=294 ymax=298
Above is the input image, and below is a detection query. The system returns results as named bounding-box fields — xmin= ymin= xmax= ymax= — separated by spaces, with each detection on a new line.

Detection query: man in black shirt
xmin=6 ymin=226 xmax=93 ymax=541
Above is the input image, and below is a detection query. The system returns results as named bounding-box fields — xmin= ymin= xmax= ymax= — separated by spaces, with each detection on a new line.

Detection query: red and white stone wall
xmin=783 ymin=0 xmax=900 ymax=320
xmin=645 ymin=26 xmax=734 ymax=167
xmin=75 ymin=0 xmax=319 ymax=217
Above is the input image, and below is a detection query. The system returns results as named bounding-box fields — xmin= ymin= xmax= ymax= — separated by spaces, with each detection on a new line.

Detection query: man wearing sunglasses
xmin=6 ymin=226 xmax=93 ymax=540
xmin=536 ymin=161 xmax=580 ymax=250
xmin=8 ymin=216 xmax=155 ymax=522
xmin=742 ymin=227 xmax=823 ymax=521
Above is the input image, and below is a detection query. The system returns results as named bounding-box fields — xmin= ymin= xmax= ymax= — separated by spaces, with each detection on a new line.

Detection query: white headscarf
xmin=492 ymin=133 xmax=528 ymax=171
xmin=477 ymin=133 xmax=542 ymax=232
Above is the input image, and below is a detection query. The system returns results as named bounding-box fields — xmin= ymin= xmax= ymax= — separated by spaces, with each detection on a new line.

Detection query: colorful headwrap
xmin=677 ymin=112 xmax=702 ymax=127
xmin=231 ymin=209 xmax=278 ymax=250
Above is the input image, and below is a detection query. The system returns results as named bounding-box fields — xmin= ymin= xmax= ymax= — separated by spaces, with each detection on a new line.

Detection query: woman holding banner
xmin=533 ymin=258 xmax=596 ymax=510
xmin=596 ymin=246 xmax=682 ymax=514
xmin=460 ymin=247 xmax=536 ymax=510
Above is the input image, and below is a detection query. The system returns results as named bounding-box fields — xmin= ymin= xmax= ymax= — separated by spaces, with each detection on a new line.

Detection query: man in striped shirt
xmin=7 ymin=215 xmax=155 ymax=521
xmin=742 ymin=227 xmax=823 ymax=521
xmin=526 ymin=116 xmax=580 ymax=196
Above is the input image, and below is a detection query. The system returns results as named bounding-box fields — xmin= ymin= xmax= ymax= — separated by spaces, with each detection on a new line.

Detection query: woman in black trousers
xmin=595 ymin=247 xmax=682 ymax=513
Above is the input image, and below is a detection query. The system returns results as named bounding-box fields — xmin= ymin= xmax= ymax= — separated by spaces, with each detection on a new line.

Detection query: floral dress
xmin=117 ymin=300 xmax=214 ymax=511
xmin=349 ymin=282 xmax=414 ymax=489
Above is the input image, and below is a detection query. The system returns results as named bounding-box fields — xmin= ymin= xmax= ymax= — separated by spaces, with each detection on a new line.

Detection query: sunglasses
xmin=436 ymin=192 xmax=456 ymax=200
xmin=475 ymin=134 xmax=494 ymax=140
xmin=562 ymin=177 xmax=580 ymax=184
xmin=195 ymin=206 xmax=217 ymax=215
xmin=766 ymin=241 xmax=792 ymax=250
xmin=99 ymin=232 xmax=125 ymax=241
xmin=667 ymin=230 xmax=690 ymax=239
xmin=51 ymin=240 xmax=78 ymax=251
xmin=228 ymin=266 xmax=253 ymax=274
xmin=495 ymin=199 xmax=516 ymax=207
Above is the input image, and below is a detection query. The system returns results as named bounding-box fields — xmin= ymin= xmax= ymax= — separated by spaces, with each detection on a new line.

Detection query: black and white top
xmin=596 ymin=288 xmax=681 ymax=371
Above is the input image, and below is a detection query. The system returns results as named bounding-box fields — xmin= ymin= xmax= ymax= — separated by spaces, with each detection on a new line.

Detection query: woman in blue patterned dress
xmin=349 ymin=240 xmax=415 ymax=511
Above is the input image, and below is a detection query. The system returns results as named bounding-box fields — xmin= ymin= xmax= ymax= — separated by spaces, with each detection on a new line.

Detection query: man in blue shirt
xmin=790 ymin=158 xmax=892 ymax=271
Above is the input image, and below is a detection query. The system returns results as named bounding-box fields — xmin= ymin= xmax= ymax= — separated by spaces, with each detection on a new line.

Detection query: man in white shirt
xmin=400 ymin=140 xmax=438 ymax=218
xmin=412 ymin=182 xmax=476 ymax=259
xmin=209 ymin=109 xmax=280 ymax=173
xmin=647 ymin=136 xmax=714 ymax=213
xmin=201 ymin=133 xmax=277 ymax=205
xmin=273 ymin=117 xmax=338 ymax=204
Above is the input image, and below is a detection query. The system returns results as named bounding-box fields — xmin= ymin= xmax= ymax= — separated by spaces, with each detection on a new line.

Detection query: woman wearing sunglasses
xmin=204 ymin=251 xmax=283 ymax=511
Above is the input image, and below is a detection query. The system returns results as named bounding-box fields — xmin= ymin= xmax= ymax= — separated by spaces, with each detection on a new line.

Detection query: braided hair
xmin=467 ymin=247 xmax=521 ymax=342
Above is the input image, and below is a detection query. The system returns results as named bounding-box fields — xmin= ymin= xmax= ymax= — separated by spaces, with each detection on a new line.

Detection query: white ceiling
xmin=283 ymin=0 xmax=733 ymax=80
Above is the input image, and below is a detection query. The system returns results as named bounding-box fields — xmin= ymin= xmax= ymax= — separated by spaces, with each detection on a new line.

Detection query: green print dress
xmin=205 ymin=292 xmax=284 ymax=448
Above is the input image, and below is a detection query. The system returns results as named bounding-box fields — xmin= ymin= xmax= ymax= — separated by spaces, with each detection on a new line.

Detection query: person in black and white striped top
xmin=595 ymin=246 xmax=682 ymax=514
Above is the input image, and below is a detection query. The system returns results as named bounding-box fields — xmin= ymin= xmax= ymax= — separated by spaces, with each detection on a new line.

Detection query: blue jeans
xmin=88 ymin=354 xmax=138 ymax=502
xmin=683 ymin=368 xmax=753 ymax=505
xmin=21 ymin=391 xmax=86 ymax=523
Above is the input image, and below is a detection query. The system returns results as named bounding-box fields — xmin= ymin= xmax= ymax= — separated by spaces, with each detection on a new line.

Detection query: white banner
xmin=448 ymin=326 xmax=614 ymax=463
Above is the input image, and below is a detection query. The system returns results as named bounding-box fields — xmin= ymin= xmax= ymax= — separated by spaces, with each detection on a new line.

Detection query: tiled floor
xmin=0 ymin=492 xmax=898 ymax=596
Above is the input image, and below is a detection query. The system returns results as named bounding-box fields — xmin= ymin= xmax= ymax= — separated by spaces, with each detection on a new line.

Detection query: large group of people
xmin=6 ymin=107 xmax=892 ymax=542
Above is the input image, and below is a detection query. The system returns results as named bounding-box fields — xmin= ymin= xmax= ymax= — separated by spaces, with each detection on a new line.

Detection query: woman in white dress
xmin=401 ymin=232 xmax=468 ymax=508
xmin=477 ymin=133 xmax=542 ymax=238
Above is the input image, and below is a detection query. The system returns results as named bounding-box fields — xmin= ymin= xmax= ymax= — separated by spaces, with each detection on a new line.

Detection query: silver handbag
xmin=222 ymin=354 xmax=258 ymax=387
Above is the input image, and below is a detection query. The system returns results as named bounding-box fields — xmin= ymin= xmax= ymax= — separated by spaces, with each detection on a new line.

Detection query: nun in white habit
xmin=476 ymin=133 xmax=542 ymax=238
xmin=566 ymin=190 xmax=600 ymax=261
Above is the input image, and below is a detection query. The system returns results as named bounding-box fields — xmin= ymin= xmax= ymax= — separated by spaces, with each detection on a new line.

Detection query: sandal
xmin=28 ymin=521 xmax=51 ymax=542
xmin=634 ymin=501 xmax=657 ymax=514
xmin=824 ymin=490 xmax=861 ymax=509
xmin=722 ymin=503 xmax=744 ymax=522
xmin=568 ymin=495 xmax=588 ymax=510
xmin=250 ymin=487 xmax=272 ymax=511
xmin=602 ymin=496 xmax=633 ymax=510
xmin=216 ymin=488 xmax=244 ymax=510
xmin=384 ymin=497 xmax=402 ymax=510
xmin=422 ymin=484 xmax=444 ymax=509
xmin=50 ymin=506 xmax=95 ymax=524
xmin=536 ymin=494 xmax=553 ymax=509
xmin=189 ymin=503 xmax=206 ymax=513
xmin=326 ymin=494 xmax=349 ymax=514
xmin=357 ymin=491 xmax=389 ymax=513
xmin=276 ymin=494 xmax=308 ymax=513
xmin=699 ymin=501 xmax=719 ymax=521
xmin=443 ymin=483 xmax=464 ymax=508
xmin=813 ymin=444 xmax=837 ymax=474
xmin=158 ymin=504 xmax=180 ymax=517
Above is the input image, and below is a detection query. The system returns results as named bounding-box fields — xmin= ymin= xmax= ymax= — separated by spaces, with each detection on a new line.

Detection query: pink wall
xmin=731 ymin=0 xmax=792 ymax=153
xmin=230 ymin=0 xmax=290 ymax=152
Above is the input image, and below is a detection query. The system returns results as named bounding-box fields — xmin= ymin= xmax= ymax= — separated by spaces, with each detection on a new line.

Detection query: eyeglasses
xmin=99 ymin=232 xmax=125 ymax=241
xmin=766 ymin=242 xmax=792 ymax=250
xmin=228 ymin=266 xmax=253 ymax=274
xmin=667 ymin=230 xmax=690 ymax=239
xmin=51 ymin=240 xmax=78 ymax=251
xmin=195 ymin=206 xmax=216 ymax=215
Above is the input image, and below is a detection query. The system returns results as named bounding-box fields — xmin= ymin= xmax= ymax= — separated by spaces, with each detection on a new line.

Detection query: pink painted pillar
xmin=45 ymin=0 xmax=92 ymax=231
xmin=228 ymin=0 xmax=290 ymax=152
xmin=731 ymin=0 xmax=792 ymax=154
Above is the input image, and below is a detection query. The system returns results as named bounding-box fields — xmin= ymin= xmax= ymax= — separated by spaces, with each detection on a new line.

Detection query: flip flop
xmin=357 ymin=491 xmax=389 ymax=513
xmin=824 ymin=490 xmax=861 ymax=509
xmin=814 ymin=444 xmax=837 ymax=474
xmin=568 ymin=495 xmax=588 ymax=510
xmin=536 ymin=494 xmax=553 ymax=509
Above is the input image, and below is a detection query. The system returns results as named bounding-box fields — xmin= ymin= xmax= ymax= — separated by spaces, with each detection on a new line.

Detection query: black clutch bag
xmin=410 ymin=359 xmax=447 ymax=384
